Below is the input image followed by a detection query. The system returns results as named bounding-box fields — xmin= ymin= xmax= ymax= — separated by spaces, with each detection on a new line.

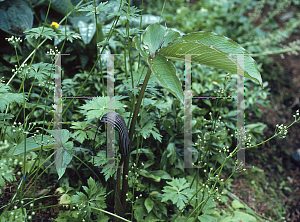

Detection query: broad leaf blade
xmin=148 ymin=54 xmax=184 ymax=104
xmin=161 ymin=28 xmax=181 ymax=48
xmin=78 ymin=20 xmax=96 ymax=45
xmin=158 ymin=41 xmax=237 ymax=73
xmin=158 ymin=31 xmax=263 ymax=87
xmin=8 ymin=135 xmax=54 ymax=156
xmin=142 ymin=23 xmax=166 ymax=57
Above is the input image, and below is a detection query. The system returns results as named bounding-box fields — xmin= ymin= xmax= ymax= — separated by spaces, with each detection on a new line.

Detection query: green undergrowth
xmin=0 ymin=0 xmax=300 ymax=221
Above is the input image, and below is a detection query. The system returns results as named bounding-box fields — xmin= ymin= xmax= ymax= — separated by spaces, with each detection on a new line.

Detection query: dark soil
xmin=0 ymin=174 xmax=60 ymax=221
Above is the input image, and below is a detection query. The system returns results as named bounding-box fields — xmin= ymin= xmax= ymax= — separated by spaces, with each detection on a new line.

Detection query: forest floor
xmin=224 ymin=3 xmax=300 ymax=221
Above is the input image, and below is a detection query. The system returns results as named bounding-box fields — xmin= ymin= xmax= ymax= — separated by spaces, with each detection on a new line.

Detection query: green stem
xmin=120 ymin=67 xmax=152 ymax=210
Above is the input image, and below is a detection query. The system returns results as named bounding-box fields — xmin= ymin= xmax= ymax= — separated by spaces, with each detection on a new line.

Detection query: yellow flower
xmin=50 ymin=22 xmax=59 ymax=29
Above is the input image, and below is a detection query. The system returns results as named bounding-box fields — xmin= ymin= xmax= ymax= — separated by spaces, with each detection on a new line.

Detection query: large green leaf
xmin=0 ymin=0 xmax=33 ymax=36
xmin=134 ymin=25 xmax=180 ymax=59
xmin=78 ymin=20 xmax=96 ymax=45
xmin=49 ymin=0 xmax=74 ymax=16
xmin=141 ymin=23 xmax=181 ymax=57
xmin=158 ymin=31 xmax=262 ymax=87
xmin=142 ymin=23 xmax=167 ymax=57
xmin=147 ymin=54 xmax=183 ymax=104
xmin=135 ymin=23 xmax=263 ymax=107
xmin=161 ymin=28 xmax=181 ymax=48
xmin=8 ymin=135 xmax=54 ymax=157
